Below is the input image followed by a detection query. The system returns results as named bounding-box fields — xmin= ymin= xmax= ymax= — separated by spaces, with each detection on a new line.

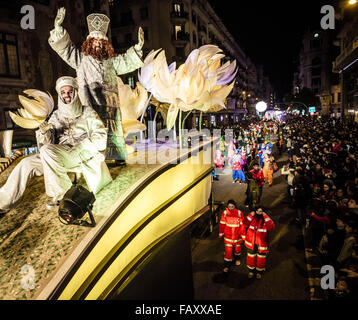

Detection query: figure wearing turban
xmin=0 ymin=76 xmax=110 ymax=213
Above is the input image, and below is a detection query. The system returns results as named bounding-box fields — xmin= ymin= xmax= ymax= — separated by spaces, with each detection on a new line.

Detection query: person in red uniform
xmin=219 ymin=200 xmax=246 ymax=273
xmin=249 ymin=163 xmax=265 ymax=204
xmin=243 ymin=206 xmax=275 ymax=279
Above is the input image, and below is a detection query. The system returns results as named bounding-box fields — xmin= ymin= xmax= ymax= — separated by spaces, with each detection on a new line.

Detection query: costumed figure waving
xmin=48 ymin=8 xmax=145 ymax=164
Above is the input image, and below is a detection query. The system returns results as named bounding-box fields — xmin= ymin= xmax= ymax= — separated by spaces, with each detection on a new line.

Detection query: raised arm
xmin=48 ymin=7 xmax=82 ymax=70
xmin=112 ymin=27 xmax=144 ymax=75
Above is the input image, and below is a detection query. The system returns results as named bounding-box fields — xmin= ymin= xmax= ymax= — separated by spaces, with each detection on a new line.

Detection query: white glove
xmin=39 ymin=121 xmax=53 ymax=134
xmin=134 ymin=27 xmax=144 ymax=52
xmin=54 ymin=7 xmax=66 ymax=32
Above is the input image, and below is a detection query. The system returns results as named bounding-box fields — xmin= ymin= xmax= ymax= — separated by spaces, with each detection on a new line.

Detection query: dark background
xmin=208 ymin=0 xmax=336 ymax=100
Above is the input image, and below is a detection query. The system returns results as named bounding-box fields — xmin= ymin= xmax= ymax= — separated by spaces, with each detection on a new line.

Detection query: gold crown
xmin=86 ymin=13 xmax=110 ymax=41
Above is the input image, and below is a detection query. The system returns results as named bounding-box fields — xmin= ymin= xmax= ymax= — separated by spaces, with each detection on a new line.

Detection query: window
xmin=193 ymin=31 xmax=197 ymax=44
xmin=331 ymin=93 xmax=335 ymax=103
xmin=0 ymin=32 xmax=20 ymax=78
xmin=338 ymin=92 xmax=341 ymax=102
xmin=174 ymin=3 xmax=181 ymax=13
xmin=127 ymin=76 xmax=135 ymax=88
xmin=175 ymin=25 xmax=182 ymax=40
xmin=140 ymin=7 xmax=149 ymax=20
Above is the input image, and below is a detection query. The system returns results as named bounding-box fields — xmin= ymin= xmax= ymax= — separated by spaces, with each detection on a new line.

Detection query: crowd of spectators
xmin=282 ymin=115 xmax=358 ymax=300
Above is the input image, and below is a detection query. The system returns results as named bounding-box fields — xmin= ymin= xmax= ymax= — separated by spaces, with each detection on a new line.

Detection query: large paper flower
xmin=9 ymin=90 xmax=54 ymax=129
xmin=138 ymin=45 xmax=237 ymax=130
xmin=116 ymin=77 xmax=148 ymax=138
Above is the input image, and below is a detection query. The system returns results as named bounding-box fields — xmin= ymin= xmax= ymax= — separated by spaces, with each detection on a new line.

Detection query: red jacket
xmin=250 ymin=169 xmax=265 ymax=188
xmin=219 ymin=208 xmax=245 ymax=244
xmin=232 ymin=160 xmax=242 ymax=171
xmin=243 ymin=211 xmax=275 ymax=253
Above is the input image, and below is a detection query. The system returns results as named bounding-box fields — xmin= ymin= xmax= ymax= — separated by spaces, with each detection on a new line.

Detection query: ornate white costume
xmin=48 ymin=12 xmax=144 ymax=161
xmin=0 ymin=77 xmax=111 ymax=210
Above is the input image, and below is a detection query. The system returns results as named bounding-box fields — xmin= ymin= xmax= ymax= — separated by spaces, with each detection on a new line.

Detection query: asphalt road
xmin=191 ymin=152 xmax=310 ymax=300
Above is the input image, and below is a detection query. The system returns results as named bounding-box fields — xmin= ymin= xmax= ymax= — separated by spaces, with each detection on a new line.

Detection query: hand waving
xmin=39 ymin=121 xmax=53 ymax=134
xmin=134 ymin=27 xmax=144 ymax=51
xmin=54 ymin=7 xmax=66 ymax=30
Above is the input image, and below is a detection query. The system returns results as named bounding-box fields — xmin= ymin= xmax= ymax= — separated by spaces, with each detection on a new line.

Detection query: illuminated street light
xmin=349 ymin=0 xmax=357 ymax=5
xmin=256 ymin=101 xmax=267 ymax=113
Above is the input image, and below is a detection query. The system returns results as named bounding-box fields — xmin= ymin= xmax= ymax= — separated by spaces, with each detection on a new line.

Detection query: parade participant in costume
xmin=238 ymin=134 xmax=243 ymax=147
xmin=227 ymin=139 xmax=235 ymax=166
xmin=262 ymin=152 xmax=277 ymax=187
xmin=258 ymin=143 xmax=266 ymax=167
xmin=233 ymin=136 xmax=238 ymax=150
xmin=48 ymin=8 xmax=144 ymax=164
xmin=243 ymin=206 xmax=275 ymax=279
xmin=245 ymin=176 xmax=260 ymax=210
xmin=218 ymin=136 xmax=227 ymax=157
xmin=249 ymin=163 xmax=265 ymax=204
xmin=219 ymin=200 xmax=246 ymax=272
xmin=263 ymin=145 xmax=272 ymax=158
xmin=277 ymin=135 xmax=283 ymax=155
xmin=240 ymin=146 xmax=247 ymax=172
xmin=215 ymin=149 xmax=224 ymax=170
xmin=0 ymin=76 xmax=110 ymax=212
xmin=232 ymin=150 xmax=246 ymax=184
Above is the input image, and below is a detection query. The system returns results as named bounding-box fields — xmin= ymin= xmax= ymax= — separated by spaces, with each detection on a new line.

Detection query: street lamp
xmin=256 ymin=101 xmax=267 ymax=113
xmin=348 ymin=0 xmax=357 ymax=5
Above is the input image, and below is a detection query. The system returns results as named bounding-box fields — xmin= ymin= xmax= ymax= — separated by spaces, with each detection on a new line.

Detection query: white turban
xmin=55 ymin=76 xmax=82 ymax=120
xmin=55 ymin=76 xmax=78 ymax=94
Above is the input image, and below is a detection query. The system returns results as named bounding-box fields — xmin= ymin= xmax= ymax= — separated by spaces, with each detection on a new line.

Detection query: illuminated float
xmin=0 ymin=44 xmax=236 ymax=300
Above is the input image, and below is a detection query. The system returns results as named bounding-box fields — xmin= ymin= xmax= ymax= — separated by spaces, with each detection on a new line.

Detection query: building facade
xmin=296 ymin=29 xmax=340 ymax=115
xmin=333 ymin=1 xmax=358 ymax=121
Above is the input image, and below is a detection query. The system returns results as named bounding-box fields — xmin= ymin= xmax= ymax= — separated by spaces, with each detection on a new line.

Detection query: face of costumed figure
xmin=60 ymin=85 xmax=74 ymax=104
xmin=92 ymin=38 xmax=104 ymax=53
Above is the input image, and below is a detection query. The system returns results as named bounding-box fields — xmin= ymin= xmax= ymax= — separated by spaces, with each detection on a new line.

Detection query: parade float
xmin=0 ymin=9 xmax=236 ymax=299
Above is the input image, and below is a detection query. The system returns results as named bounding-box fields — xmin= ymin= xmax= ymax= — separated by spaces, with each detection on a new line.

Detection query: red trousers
xmin=224 ymin=243 xmax=242 ymax=263
xmin=246 ymin=245 xmax=267 ymax=273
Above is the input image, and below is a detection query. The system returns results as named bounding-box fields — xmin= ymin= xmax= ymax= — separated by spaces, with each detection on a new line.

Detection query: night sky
xmin=208 ymin=0 xmax=334 ymax=100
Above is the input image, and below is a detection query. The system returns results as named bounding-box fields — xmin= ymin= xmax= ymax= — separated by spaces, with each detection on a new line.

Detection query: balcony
xmin=333 ymin=35 xmax=358 ymax=72
xmin=170 ymin=11 xmax=189 ymax=24
xmin=171 ymin=32 xmax=190 ymax=47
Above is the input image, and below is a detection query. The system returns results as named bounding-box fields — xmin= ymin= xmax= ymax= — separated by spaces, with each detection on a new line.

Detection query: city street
xmin=191 ymin=152 xmax=310 ymax=300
